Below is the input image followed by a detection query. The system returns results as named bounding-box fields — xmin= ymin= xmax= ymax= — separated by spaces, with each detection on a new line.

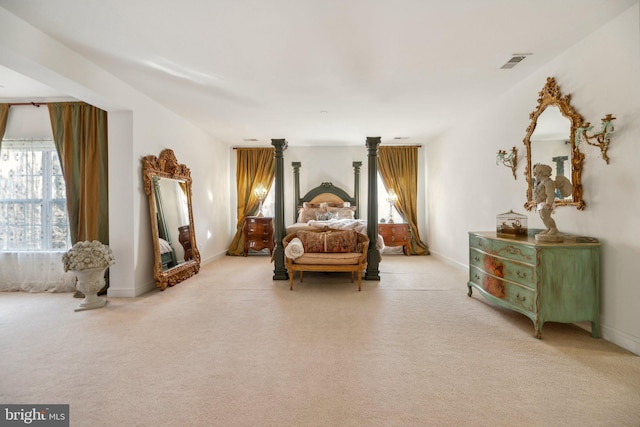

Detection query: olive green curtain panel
xmin=48 ymin=102 xmax=109 ymax=245
xmin=0 ymin=104 xmax=9 ymax=146
xmin=227 ymin=148 xmax=275 ymax=256
xmin=377 ymin=146 xmax=429 ymax=255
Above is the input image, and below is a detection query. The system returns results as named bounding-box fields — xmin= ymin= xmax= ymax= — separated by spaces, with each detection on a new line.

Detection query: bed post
xmin=365 ymin=137 xmax=381 ymax=281
xmin=272 ymin=139 xmax=289 ymax=280
xmin=353 ymin=161 xmax=362 ymax=219
xmin=292 ymin=162 xmax=301 ymax=224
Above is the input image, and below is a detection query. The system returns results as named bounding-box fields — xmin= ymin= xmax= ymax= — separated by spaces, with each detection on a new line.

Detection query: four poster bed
xmin=285 ymin=162 xmax=384 ymax=250
xmin=270 ymin=138 xmax=383 ymax=286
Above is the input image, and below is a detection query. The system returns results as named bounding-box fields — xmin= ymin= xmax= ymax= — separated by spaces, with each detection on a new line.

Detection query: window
xmin=261 ymin=183 xmax=276 ymax=218
xmin=377 ymin=173 xmax=401 ymax=223
xmin=0 ymin=139 xmax=70 ymax=251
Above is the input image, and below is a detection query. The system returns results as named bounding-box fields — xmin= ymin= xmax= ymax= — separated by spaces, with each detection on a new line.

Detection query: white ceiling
xmin=0 ymin=0 xmax=637 ymax=146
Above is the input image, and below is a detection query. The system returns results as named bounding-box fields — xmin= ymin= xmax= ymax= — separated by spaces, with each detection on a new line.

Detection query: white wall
xmin=426 ymin=4 xmax=640 ymax=354
xmin=0 ymin=8 xmax=231 ymax=296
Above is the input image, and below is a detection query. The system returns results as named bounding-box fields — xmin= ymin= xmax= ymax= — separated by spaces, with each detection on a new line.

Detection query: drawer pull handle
xmin=474 ymin=274 xmax=480 ymax=280
xmin=473 ymin=255 xmax=480 ymax=262
xmin=516 ymin=294 xmax=526 ymax=302
xmin=517 ymin=271 xmax=527 ymax=279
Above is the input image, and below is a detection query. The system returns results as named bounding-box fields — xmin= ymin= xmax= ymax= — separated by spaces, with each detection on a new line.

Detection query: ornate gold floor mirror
xmin=142 ymin=149 xmax=200 ymax=290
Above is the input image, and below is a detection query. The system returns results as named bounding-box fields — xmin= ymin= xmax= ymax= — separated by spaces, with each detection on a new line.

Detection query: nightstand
xmin=243 ymin=216 xmax=274 ymax=256
xmin=378 ymin=223 xmax=410 ymax=255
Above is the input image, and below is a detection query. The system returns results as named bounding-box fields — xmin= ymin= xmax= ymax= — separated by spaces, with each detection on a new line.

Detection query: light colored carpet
xmin=1 ymin=255 xmax=639 ymax=427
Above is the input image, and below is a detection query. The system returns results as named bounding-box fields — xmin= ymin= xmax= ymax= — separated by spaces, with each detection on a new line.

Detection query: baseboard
xmin=428 ymin=250 xmax=468 ymax=272
xmin=201 ymin=250 xmax=227 ymax=266
xmin=600 ymin=325 xmax=640 ymax=356
xmin=107 ymin=280 xmax=156 ymax=298
xmin=107 ymin=252 xmax=226 ymax=298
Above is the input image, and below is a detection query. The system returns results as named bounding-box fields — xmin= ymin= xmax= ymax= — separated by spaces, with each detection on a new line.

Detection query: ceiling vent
xmin=500 ymin=53 xmax=531 ymax=69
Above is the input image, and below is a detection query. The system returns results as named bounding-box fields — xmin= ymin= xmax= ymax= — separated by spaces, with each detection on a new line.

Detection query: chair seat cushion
xmin=292 ymin=252 xmax=361 ymax=265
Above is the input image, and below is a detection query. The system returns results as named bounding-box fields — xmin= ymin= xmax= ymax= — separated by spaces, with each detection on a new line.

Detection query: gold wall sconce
xmin=496 ymin=147 xmax=518 ymax=179
xmin=575 ymin=114 xmax=616 ymax=164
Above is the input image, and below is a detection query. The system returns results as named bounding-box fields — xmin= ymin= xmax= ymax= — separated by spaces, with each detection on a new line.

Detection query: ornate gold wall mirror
xmin=142 ymin=149 xmax=200 ymax=290
xmin=524 ymin=77 xmax=586 ymax=210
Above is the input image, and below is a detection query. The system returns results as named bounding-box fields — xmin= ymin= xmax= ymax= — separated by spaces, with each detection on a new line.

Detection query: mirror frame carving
xmin=524 ymin=77 xmax=586 ymax=211
xmin=142 ymin=149 xmax=200 ymax=290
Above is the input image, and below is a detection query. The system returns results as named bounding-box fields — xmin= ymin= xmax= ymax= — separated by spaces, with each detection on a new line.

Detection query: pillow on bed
xmin=316 ymin=211 xmax=336 ymax=221
xmin=297 ymin=230 xmax=358 ymax=253
xmin=302 ymin=202 xmax=323 ymax=209
xmin=302 ymin=201 xmax=349 ymax=208
xmin=328 ymin=206 xmax=356 ymax=220
xmin=322 ymin=201 xmax=350 ymax=208
xmin=297 ymin=207 xmax=324 ymax=223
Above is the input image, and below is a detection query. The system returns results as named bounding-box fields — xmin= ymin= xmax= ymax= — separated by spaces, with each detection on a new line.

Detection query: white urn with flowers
xmin=62 ymin=240 xmax=115 ymax=312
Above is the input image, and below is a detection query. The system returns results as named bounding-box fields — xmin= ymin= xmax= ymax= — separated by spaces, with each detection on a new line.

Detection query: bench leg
xmin=350 ymin=272 xmax=354 ymax=283
xmin=300 ymin=271 xmax=304 ymax=282
xmin=289 ymin=272 xmax=294 ymax=291
xmin=357 ymin=271 xmax=362 ymax=291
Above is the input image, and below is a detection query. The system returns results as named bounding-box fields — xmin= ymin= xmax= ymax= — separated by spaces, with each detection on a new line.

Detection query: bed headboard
xmin=292 ymin=162 xmax=362 ymax=223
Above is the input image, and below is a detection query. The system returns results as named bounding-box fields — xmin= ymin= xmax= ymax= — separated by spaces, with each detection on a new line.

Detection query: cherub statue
xmin=532 ymin=163 xmax=572 ymax=241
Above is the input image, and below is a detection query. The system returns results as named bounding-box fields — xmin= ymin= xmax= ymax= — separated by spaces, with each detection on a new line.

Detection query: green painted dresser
xmin=467 ymin=231 xmax=600 ymax=339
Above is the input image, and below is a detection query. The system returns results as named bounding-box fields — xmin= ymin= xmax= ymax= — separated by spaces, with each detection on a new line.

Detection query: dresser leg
xmin=534 ymin=320 xmax=543 ymax=339
xmin=467 ymin=285 xmax=473 ymax=297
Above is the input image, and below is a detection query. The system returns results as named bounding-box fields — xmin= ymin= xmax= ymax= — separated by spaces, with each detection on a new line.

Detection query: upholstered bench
xmin=282 ymin=228 xmax=369 ymax=291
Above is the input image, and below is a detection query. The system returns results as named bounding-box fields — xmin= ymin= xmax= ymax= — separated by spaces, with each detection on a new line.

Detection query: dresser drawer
xmin=246 ymin=218 xmax=273 ymax=234
xmin=469 ymin=234 xmax=492 ymax=252
xmin=246 ymin=227 xmax=272 ymax=236
xmin=246 ymin=218 xmax=273 ymax=226
xmin=469 ymin=266 xmax=535 ymax=312
xmin=378 ymin=224 xmax=409 ymax=241
xmin=491 ymin=239 xmax=535 ymax=264
xmin=469 ymin=248 xmax=535 ymax=288
xmin=249 ymin=238 xmax=272 ymax=246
